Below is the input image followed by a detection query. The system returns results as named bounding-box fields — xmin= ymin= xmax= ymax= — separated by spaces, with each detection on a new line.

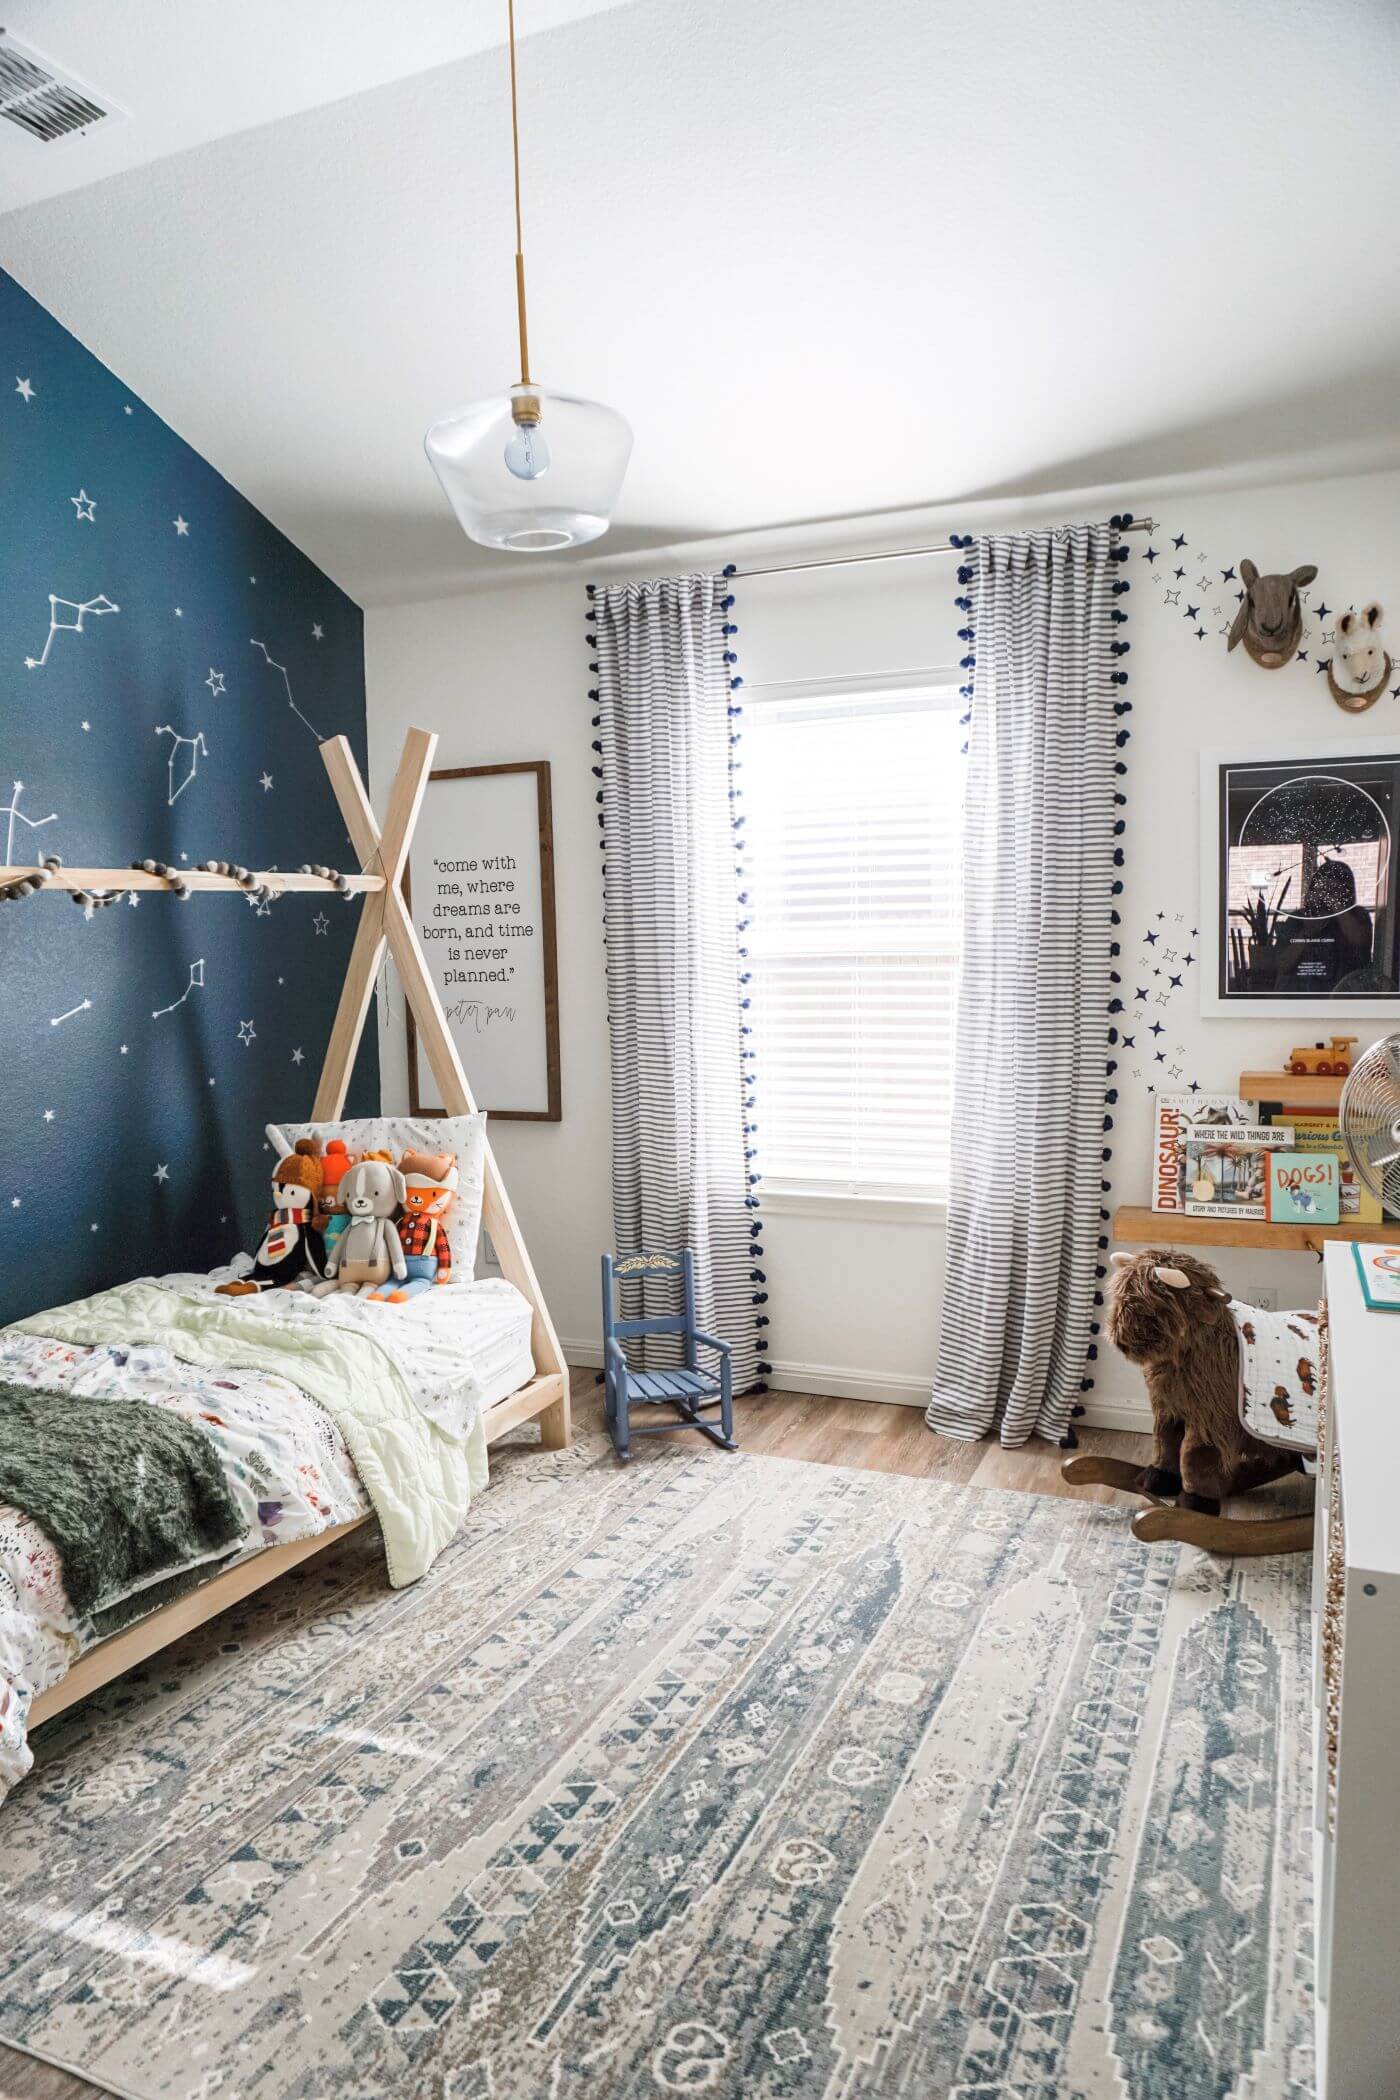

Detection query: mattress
xmin=0 ymin=1274 xmax=536 ymax=1807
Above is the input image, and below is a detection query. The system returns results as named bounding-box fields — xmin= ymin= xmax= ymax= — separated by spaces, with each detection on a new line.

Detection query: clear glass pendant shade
xmin=425 ymin=382 xmax=632 ymax=553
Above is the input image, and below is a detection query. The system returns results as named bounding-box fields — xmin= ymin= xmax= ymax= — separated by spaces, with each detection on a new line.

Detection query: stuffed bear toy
xmin=366 ymin=1149 xmax=458 ymax=1302
xmin=1105 ymin=1247 xmax=1312 ymax=1512
xmin=218 ymin=1137 xmax=327 ymax=1295
xmin=313 ymin=1153 xmax=407 ymax=1298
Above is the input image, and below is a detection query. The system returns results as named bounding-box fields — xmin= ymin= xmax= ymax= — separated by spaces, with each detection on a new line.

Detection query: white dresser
xmin=1315 ymin=1242 xmax=1400 ymax=2100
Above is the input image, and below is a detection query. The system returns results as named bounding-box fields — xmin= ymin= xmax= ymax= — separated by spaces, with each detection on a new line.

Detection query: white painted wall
xmin=367 ymin=464 xmax=1400 ymax=1430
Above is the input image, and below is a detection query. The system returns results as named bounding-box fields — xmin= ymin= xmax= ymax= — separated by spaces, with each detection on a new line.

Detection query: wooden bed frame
xmin=21 ymin=726 xmax=570 ymax=1732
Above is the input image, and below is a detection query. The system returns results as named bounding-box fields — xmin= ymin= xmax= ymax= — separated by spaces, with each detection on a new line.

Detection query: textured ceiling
xmin=4 ymin=0 xmax=1398 ymax=603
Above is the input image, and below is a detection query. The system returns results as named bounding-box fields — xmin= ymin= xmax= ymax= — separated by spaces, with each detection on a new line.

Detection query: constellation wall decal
xmin=152 ymin=958 xmax=206 ymax=1021
xmin=23 ymin=592 xmax=119 ymax=670
xmin=2 ymin=264 xmax=373 ymax=1323
xmin=2 ymin=780 xmax=57 ymax=868
xmin=155 ymin=725 xmax=209 ymax=806
xmin=250 ymin=638 xmax=323 ymax=741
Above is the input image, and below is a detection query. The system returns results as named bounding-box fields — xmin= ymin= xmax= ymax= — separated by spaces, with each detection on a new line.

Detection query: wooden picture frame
xmin=405 ymin=761 xmax=562 ymax=1121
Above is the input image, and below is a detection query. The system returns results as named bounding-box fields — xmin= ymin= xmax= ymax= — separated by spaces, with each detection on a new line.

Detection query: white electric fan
xmin=1338 ymin=1033 xmax=1400 ymax=1210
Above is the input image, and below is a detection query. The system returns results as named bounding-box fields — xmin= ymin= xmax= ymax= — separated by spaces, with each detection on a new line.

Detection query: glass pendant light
xmin=424 ymin=0 xmax=632 ymax=554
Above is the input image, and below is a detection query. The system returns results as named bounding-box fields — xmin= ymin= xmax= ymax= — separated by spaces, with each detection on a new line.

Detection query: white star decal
xmin=291 ymin=1046 xmax=305 ymax=1065
xmin=154 ymin=1163 xmax=170 ymax=1183
xmin=237 ymin=1019 xmax=257 ymax=1046
xmin=81 ymin=720 xmax=91 ymax=732
xmin=42 ymin=1109 xmax=54 ymax=1122
xmin=208 ymin=1076 xmax=216 ymax=1086
xmin=10 ymin=1196 xmax=20 ymax=1209
xmin=312 ymin=623 xmax=324 ymax=641
xmin=15 ymin=377 xmax=34 ymax=403
xmin=174 ymin=607 xmax=183 ymax=618
xmin=71 ymin=488 xmax=96 ymax=522
xmin=123 ymin=404 xmax=133 ymax=415
xmin=90 ymin=1221 xmax=99 ymax=1231
xmin=172 ymin=515 xmax=190 ymax=536
xmin=205 ymin=668 xmax=225 ymax=697
xmin=313 ymin=912 xmax=329 ymax=936
xmin=260 ymin=771 xmax=274 ymax=792
xmin=120 ymin=1043 xmax=129 ymax=1054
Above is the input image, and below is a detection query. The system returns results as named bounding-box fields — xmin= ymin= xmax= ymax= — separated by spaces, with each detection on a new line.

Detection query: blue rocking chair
xmin=601 ymin=1250 xmax=736 ymax=1463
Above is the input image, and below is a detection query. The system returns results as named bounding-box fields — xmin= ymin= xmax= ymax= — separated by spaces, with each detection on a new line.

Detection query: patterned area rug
xmin=0 ymin=1435 xmax=1314 ymax=2100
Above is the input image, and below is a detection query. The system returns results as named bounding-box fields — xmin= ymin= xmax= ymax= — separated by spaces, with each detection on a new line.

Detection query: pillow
xmin=273 ymin=1113 xmax=488 ymax=1277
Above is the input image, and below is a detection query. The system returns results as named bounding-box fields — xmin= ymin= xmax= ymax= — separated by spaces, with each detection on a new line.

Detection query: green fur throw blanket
xmin=0 ymin=1383 xmax=243 ymax=1638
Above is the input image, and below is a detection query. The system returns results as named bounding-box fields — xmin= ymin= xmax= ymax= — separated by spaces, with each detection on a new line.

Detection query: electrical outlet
xmin=1252 ymin=1285 xmax=1279 ymax=1313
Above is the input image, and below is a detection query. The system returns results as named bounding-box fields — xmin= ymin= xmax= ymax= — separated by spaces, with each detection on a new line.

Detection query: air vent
xmin=0 ymin=28 xmax=121 ymax=144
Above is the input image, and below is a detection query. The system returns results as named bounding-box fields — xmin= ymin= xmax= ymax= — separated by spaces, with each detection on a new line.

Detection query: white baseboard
xmin=559 ymin=1340 xmax=1152 ymax=1435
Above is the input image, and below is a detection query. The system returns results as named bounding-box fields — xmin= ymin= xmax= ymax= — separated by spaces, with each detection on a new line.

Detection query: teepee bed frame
xmin=20 ymin=727 xmax=569 ymax=1733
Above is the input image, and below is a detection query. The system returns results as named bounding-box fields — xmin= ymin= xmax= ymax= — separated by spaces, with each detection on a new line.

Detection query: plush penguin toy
xmin=217 ymin=1131 xmax=327 ymax=1295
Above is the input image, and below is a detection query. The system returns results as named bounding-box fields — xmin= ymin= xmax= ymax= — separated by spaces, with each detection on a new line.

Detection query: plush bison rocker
xmin=1104 ymin=1248 xmax=1305 ymax=1513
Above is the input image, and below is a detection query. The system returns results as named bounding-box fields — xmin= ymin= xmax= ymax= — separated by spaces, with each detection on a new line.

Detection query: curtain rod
xmin=733 ymin=516 xmax=1157 ymax=582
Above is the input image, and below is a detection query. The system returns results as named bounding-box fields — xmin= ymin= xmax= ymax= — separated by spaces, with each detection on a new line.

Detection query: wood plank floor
xmin=0 ymin=1379 xmax=1189 ymax=2100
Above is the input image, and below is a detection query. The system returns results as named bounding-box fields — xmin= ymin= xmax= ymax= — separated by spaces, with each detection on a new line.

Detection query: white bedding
xmin=0 ymin=1274 xmax=535 ymax=1807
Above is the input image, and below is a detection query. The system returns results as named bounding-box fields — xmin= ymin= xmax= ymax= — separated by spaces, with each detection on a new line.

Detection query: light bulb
xmin=504 ymin=419 xmax=551 ymax=481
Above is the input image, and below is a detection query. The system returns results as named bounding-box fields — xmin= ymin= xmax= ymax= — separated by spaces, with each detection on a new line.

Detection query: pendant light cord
xmin=508 ymin=0 xmax=531 ymax=387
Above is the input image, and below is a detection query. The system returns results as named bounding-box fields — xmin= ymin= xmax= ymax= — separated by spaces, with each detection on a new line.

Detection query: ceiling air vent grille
xmin=0 ymin=30 xmax=120 ymax=144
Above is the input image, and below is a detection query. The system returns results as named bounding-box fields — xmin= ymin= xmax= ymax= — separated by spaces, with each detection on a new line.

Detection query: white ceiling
xmin=0 ymin=0 xmax=636 ymax=209
xmin=3 ymin=0 xmax=1399 ymax=605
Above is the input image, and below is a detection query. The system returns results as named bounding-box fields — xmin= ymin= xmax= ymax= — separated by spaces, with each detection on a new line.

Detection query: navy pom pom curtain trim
xmin=926 ymin=522 xmax=1129 ymax=1449
xmin=588 ymin=570 xmax=768 ymax=1394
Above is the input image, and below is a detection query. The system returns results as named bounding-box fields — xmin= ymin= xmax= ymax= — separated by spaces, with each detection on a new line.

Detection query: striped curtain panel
xmin=927 ymin=523 xmax=1127 ymax=1447
xmin=591 ymin=574 xmax=767 ymax=1393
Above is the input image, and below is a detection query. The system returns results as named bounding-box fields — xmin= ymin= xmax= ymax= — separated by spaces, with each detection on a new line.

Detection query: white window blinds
xmin=742 ymin=681 xmax=963 ymax=1202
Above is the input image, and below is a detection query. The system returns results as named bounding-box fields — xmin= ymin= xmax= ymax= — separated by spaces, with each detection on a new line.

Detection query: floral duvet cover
xmin=0 ymin=1331 xmax=369 ymax=1808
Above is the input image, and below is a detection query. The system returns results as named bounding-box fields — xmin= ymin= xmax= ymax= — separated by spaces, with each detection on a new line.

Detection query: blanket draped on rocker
xmin=0 ymin=1382 xmax=243 ymax=1638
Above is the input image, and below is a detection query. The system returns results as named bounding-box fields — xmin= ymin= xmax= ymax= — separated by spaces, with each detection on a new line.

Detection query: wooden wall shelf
xmin=1114 ymin=1205 xmax=1393 ymax=1254
xmin=1239 ymin=1070 xmax=1345 ymax=1113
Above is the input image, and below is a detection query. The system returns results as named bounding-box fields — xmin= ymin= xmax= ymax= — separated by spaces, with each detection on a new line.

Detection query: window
xmin=743 ymin=675 xmax=963 ymax=1205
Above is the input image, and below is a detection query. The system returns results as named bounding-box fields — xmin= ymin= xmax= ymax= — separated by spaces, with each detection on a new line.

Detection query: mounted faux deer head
xmin=1327 ymin=601 xmax=1391 ymax=714
xmin=1227 ymin=559 xmax=1318 ymax=668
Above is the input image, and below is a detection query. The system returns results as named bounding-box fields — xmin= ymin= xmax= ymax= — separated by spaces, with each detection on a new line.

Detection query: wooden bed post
xmin=313 ymin=729 xmax=571 ymax=1449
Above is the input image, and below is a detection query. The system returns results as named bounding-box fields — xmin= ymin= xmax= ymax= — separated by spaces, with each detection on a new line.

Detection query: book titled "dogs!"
xmin=1267 ymin=1151 xmax=1341 ymax=1226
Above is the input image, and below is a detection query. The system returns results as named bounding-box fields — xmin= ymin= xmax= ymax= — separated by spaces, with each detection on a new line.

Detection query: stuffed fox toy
xmin=218 ymin=1136 xmax=327 ymax=1295
xmin=366 ymin=1149 xmax=458 ymax=1303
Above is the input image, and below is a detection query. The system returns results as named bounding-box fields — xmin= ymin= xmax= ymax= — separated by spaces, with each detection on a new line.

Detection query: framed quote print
xmin=1200 ymin=736 xmax=1400 ymax=1018
xmin=405 ymin=761 xmax=561 ymax=1119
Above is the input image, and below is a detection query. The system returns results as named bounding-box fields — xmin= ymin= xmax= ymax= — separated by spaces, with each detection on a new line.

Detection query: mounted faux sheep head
xmin=1227 ymin=559 xmax=1318 ymax=669
xmin=1104 ymin=1247 xmax=1232 ymax=1368
xmin=1327 ymin=601 xmax=1391 ymax=714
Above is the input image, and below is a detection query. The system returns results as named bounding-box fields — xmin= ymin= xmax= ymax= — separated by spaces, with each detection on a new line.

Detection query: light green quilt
xmin=10 ymin=1283 xmax=488 ymax=1586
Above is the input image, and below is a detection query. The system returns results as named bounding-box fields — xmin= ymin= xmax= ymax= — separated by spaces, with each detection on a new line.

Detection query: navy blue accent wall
xmin=0 ymin=269 xmax=379 ymax=1325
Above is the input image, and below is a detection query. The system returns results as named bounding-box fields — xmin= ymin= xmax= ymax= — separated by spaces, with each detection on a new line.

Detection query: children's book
xmin=1183 ymin=1126 xmax=1294 ymax=1219
xmin=1280 ymin=1115 xmax=1382 ymax=1223
xmin=1267 ymin=1151 xmax=1340 ymax=1225
xmin=1152 ymin=1094 xmax=1253 ymax=1212
xmin=1351 ymin=1241 xmax=1400 ymax=1312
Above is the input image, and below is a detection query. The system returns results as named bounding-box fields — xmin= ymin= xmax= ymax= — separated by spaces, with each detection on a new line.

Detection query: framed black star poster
xmin=1200 ymin=738 xmax=1400 ymax=1017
